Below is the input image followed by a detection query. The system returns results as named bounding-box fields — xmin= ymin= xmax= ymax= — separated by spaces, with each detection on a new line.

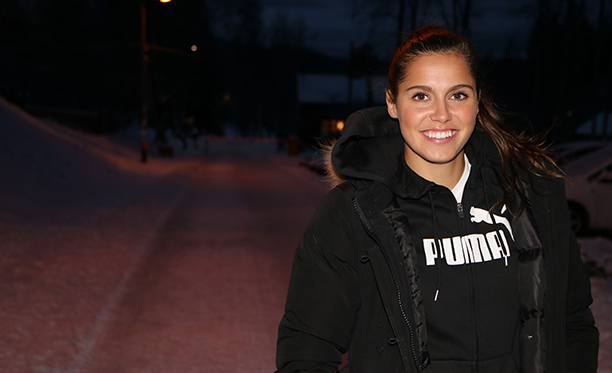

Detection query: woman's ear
xmin=386 ymin=90 xmax=398 ymax=119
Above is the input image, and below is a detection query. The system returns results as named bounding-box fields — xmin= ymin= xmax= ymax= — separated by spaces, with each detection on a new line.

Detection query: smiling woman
xmin=276 ymin=25 xmax=599 ymax=373
xmin=386 ymin=52 xmax=479 ymax=188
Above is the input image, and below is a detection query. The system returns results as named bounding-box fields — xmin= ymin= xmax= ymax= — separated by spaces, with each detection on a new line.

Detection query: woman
xmin=276 ymin=26 xmax=598 ymax=372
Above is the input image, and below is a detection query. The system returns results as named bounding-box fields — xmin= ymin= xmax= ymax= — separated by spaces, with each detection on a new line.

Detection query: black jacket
xmin=276 ymin=106 xmax=599 ymax=372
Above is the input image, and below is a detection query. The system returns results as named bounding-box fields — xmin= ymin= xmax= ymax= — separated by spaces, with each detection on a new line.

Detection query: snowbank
xmin=0 ymin=97 xmax=198 ymax=226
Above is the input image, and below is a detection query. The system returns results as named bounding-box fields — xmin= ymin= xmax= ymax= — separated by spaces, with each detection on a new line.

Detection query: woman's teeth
xmin=424 ymin=130 xmax=456 ymax=139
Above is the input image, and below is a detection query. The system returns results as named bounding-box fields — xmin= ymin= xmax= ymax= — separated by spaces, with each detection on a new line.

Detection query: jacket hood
xmin=330 ymin=106 xmax=502 ymax=199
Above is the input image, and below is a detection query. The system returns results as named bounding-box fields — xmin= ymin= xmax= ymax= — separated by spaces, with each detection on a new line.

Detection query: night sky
xmin=257 ymin=0 xmax=600 ymax=59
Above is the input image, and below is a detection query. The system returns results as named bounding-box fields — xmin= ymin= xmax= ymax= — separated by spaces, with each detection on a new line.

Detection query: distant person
xmin=275 ymin=25 xmax=598 ymax=372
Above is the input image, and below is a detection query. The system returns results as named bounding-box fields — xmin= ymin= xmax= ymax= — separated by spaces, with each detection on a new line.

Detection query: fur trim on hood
xmin=319 ymin=139 xmax=347 ymax=188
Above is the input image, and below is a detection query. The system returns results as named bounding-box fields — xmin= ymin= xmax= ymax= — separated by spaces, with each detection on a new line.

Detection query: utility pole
xmin=347 ymin=41 xmax=354 ymax=116
xmin=140 ymin=1 xmax=150 ymax=163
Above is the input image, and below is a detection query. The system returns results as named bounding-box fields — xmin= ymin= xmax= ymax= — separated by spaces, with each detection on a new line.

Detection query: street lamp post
xmin=140 ymin=1 xmax=149 ymax=163
xmin=140 ymin=0 xmax=171 ymax=163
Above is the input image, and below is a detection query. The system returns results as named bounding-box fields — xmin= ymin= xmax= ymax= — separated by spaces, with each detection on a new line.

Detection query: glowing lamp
xmin=336 ymin=120 xmax=345 ymax=132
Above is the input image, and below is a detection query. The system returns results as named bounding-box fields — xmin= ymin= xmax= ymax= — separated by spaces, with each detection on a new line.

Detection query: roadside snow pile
xmin=582 ymin=236 xmax=612 ymax=372
xmin=0 ymin=97 xmax=113 ymax=223
xmin=0 ymin=97 xmax=197 ymax=225
xmin=579 ymin=237 xmax=612 ymax=278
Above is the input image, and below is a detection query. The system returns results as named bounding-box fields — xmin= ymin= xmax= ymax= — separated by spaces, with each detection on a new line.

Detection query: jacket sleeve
xmin=555 ymin=180 xmax=599 ymax=372
xmin=276 ymin=186 xmax=362 ymax=373
xmin=565 ymin=229 xmax=599 ymax=372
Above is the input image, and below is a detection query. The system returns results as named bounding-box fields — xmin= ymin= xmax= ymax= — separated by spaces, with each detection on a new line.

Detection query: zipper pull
xmin=457 ymin=203 xmax=464 ymax=219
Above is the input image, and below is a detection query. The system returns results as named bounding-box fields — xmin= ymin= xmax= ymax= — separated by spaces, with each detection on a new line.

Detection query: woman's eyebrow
xmin=449 ymin=84 xmax=476 ymax=92
xmin=404 ymin=85 xmax=432 ymax=92
xmin=404 ymin=84 xmax=476 ymax=92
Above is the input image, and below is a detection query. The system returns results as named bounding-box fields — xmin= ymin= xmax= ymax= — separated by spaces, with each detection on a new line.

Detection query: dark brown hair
xmin=387 ymin=25 xmax=561 ymax=214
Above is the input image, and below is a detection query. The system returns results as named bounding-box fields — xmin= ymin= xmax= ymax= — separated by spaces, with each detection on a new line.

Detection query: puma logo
xmin=422 ymin=204 xmax=515 ymax=267
xmin=470 ymin=205 xmax=514 ymax=240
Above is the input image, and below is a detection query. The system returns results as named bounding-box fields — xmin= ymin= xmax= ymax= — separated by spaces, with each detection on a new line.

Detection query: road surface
xmin=0 ymin=152 xmax=329 ymax=372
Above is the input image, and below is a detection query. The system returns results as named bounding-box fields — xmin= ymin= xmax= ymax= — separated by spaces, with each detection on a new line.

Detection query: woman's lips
xmin=422 ymin=129 xmax=457 ymax=139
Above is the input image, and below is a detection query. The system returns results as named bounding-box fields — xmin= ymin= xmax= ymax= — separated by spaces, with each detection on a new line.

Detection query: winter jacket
xmin=276 ymin=106 xmax=599 ymax=372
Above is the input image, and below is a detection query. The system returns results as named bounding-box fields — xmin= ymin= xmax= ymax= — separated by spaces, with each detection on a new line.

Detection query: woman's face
xmin=386 ymin=52 xmax=479 ymax=180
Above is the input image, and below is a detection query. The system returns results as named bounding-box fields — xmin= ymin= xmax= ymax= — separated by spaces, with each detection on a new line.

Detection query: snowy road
xmin=0 ymin=151 xmax=329 ymax=372
xmin=0 ymin=95 xmax=610 ymax=372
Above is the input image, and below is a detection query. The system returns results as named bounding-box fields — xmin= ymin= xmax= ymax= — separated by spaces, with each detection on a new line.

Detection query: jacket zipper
xmin=352 ymin=197 xmax=422 ymax=372
xmin=457 ymin=201 xmax=479 ymax=372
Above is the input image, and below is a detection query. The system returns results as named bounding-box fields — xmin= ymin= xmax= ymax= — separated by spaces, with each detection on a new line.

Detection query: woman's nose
xmin=430 ymin=99 xmax=451 ymax=123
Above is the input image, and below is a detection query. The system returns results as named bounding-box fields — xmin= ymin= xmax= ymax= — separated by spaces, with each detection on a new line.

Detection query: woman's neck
xmin=405 ymin=151 xmax=467 ymax=190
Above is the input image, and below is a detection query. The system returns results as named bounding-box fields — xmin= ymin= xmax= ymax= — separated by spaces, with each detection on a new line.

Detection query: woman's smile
xmin=422 ymin=129 xmax=457 ymax=140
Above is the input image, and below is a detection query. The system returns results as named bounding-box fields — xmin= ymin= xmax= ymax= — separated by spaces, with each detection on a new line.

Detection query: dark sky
xmin=258 ymin=0 xmax=601 ymax=60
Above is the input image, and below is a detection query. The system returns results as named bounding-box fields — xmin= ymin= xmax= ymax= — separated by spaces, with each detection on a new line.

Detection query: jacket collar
xmin=332 ymin=106 xmax=497 ymax=199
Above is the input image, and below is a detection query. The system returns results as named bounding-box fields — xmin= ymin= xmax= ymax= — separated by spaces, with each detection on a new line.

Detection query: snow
xmin=579 ymin=236 xmax=612 ymax=372
xmin=580 ymin=237 xmax=612 ymax=278
xmin=0 ymin=96 xmax=611 ymax=370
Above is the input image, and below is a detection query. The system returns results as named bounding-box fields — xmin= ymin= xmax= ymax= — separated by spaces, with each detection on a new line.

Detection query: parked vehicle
xmin=563 ymin=145 xmax=612 ymax=234
xmin=550 ymin=140 xmax=611 ymax=166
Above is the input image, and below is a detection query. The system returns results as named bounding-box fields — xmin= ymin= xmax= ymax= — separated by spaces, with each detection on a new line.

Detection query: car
xmin=550 ymin=140 xmax=612 ymax=167
xmin=563 ymin=145 xmax=612 ymax=234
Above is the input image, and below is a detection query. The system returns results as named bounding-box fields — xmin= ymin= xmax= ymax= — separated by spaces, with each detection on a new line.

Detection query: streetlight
xmin=140 ymin=0 xmax=171 ymax=163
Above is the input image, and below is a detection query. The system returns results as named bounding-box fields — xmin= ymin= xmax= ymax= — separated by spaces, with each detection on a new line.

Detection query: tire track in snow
xmin=63 ymin=171 xmax=192 ymax=373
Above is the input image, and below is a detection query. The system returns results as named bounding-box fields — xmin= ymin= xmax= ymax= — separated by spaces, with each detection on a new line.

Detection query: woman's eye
xmin=412 ymin=93 xmax=427 ymax=101
xmin=451 ymin=92 xmax=468 ymax=100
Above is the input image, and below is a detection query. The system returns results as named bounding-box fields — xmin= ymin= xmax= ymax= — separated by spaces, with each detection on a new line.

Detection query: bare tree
xmin=526 ymin=0 xmax=607 ymax=138
xmin=266 ymin=13 xmax=310 ymax=51
xmin=351 ymin=0 xmax=421 ymax=47
xmin=428 ymin=0 xmax=474 ymax=35
xmin=351 ymin=0 xmax=476 ymax=48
